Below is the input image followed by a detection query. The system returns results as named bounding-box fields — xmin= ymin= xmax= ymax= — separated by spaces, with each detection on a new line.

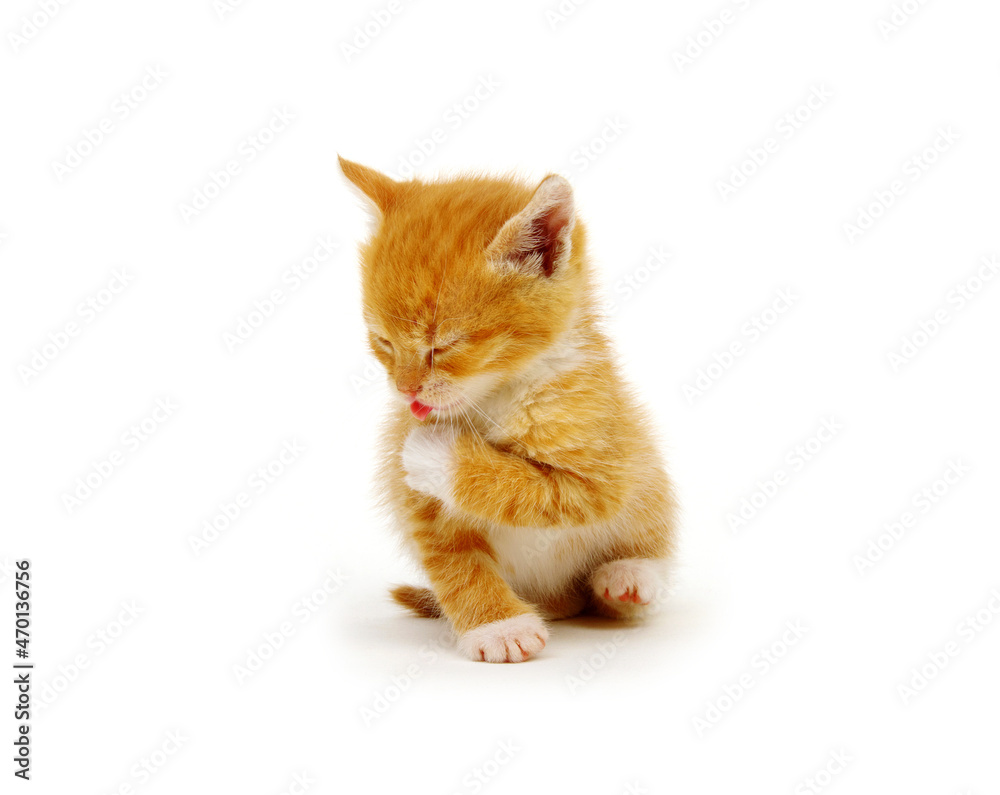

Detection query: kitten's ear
xmin=338 ymin=155 xmax=400 ymax=214
xmin=486 ymin=174 xmax=575 ymax=278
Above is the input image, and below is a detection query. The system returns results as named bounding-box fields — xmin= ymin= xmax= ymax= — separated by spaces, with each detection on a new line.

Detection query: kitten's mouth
xmin=409 ymin=400 xmax=434 ymax=421
xmin=408 ymin=397 xmax=462 ymax=421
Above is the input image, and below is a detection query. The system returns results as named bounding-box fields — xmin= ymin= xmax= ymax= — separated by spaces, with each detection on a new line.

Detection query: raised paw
xmin=457 ymin=613 xmax=548 ymax=663
xmin=591 ymin=558 xmax=661 ymax=608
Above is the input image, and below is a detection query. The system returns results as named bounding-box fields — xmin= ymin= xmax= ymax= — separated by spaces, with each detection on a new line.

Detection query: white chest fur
xmin=486 ymin=521 xmax=604 ymax=599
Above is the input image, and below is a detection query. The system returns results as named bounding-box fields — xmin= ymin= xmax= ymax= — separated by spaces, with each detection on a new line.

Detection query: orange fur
xmin=341 ymin=156 xmax=678 ymax=662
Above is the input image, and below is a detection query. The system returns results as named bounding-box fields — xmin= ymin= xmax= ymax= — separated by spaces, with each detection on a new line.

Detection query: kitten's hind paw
xmin=590 ymin=558 xmax=660 ymax=610
xmin=458 ymin=613 xmax=548 ymax=663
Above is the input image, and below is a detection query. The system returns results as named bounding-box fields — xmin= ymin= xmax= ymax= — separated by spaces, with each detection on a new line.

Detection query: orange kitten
xmin=340 ymin=156 xmax=678 ymax=663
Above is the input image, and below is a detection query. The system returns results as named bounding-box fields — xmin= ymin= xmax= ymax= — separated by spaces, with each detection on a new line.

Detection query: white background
xmin=3 ymin=0 xmax=999 ymax=793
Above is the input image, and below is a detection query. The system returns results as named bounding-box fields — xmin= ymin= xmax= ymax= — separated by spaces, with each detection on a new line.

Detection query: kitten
xmin=340 ymin=156 xmax=678 ymax=663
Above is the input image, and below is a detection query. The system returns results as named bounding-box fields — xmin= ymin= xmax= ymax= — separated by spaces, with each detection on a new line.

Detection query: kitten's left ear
xmin=486 ymin=175 xmax=575 ymax=278
xmin=338 ymin=155 xmax=400 ymax=215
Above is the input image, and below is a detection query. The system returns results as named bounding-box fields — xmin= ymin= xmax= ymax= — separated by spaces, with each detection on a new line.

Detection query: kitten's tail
xmin=390 ymin=584 xmax=442 ymax=618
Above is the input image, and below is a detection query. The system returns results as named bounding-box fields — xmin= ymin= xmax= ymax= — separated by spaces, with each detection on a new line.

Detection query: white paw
xmin=591 ymin=558 xmax=661 ymax=607
xmin=402 ymin=425 xmax=458 ymax=506
xmin=458 ymin=614 xmax=548 ymax=663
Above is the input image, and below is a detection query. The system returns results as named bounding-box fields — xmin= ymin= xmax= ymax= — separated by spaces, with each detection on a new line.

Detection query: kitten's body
xmin=381 ymin=322 xmax=674 ymax=618
xmin=340 ymin=157 xmax=677 ymax=662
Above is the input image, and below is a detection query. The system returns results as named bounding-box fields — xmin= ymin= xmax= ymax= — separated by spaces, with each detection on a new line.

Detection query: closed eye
xmin=428 ymin=342 xmax=456 ymax=365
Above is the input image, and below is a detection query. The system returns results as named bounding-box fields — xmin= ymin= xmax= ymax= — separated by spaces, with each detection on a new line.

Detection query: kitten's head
xmin=340 ymin=156 xmax=588 ymax=420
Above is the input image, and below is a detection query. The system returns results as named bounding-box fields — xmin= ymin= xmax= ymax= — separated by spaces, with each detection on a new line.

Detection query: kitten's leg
xmin=588 ymin=558 xmax=662 ymax=618
xmin=412 ymin=513 xmax=548 ymax=663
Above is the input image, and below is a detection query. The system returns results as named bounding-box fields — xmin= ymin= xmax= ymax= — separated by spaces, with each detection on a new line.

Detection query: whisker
xmin=465 ymin=397 xmax=507 ymax=440
xmin=457 ymin=403 xmax=500 ymax=478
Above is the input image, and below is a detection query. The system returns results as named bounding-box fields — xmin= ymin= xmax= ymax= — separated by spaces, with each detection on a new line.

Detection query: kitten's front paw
xmin=402 ymin=425 xmax=458 ymax=507
xmin=458 ymin=613 xmax=548 ymax=663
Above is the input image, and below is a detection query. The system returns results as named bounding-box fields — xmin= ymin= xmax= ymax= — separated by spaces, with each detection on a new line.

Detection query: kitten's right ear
xmin=338 ymin=155 xmax=400 ymax=215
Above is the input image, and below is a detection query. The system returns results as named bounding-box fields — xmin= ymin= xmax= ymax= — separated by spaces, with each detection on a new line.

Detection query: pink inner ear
xmin=529 ymin=200 xmax=573 ymax=277
xmin=487 ymin=176 xmax=575 ymax=277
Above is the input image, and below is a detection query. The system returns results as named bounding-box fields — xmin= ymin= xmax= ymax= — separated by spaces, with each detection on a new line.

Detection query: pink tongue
xmin=409 ymin=400 xmax=433 ymax=421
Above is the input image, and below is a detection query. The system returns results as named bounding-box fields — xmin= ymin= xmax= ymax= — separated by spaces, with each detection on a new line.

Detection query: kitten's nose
xmin=396 ymin=371 xmax=423 ymax=399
